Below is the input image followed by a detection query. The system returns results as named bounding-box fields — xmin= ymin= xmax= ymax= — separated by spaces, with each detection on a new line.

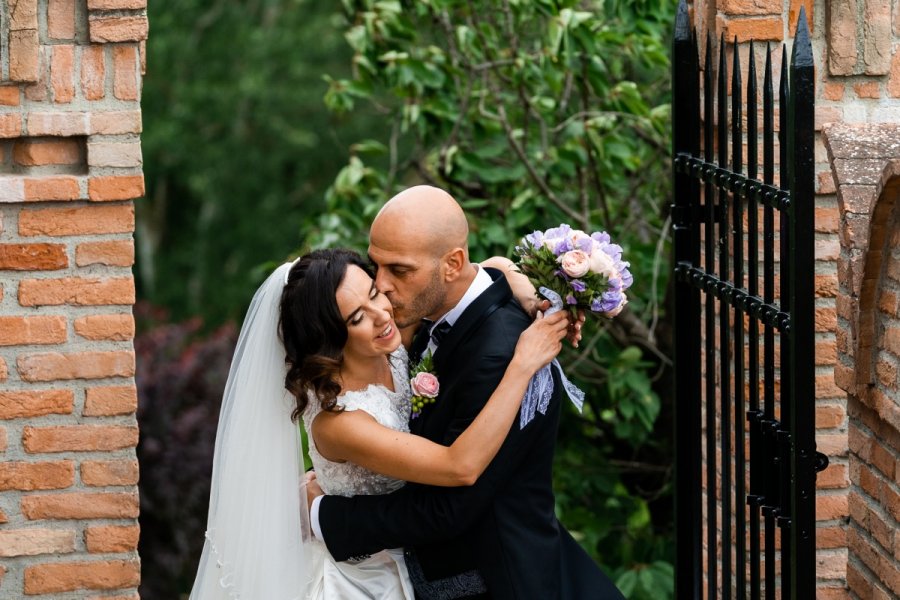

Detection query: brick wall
xmin=687 ymin=0 xmax=900 ymax=598
xmin=0 ymin=0 xmax=146 ymax=597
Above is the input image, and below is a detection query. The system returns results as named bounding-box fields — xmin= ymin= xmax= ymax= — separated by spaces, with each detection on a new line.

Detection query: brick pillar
xmin=0 ymin=0 xmax=146 ymax=596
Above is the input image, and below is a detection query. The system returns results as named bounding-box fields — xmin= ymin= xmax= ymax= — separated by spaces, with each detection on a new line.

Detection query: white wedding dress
xmin=301 ymin=346 xmax=416 ymax=600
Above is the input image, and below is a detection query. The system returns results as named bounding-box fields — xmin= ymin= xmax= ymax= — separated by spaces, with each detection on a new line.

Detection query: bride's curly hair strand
xmin=279 ymin=249 xmax=374 ymax=421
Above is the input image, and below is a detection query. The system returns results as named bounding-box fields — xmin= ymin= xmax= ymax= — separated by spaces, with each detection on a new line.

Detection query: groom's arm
xmin=317 ymin=319 xmax=560 ymax=560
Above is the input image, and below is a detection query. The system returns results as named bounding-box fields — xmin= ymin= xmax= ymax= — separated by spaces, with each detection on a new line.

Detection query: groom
xmin=310 ymin=185 xmax=624 ymax=599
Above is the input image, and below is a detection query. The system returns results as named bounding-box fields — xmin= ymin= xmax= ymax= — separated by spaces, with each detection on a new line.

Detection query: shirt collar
xmin=427 ymin=265 xmax=493 ymax=335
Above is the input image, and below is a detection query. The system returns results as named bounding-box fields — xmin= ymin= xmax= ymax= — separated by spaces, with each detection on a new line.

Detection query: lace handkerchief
xmin=519 ymin=287 xmax=586 ymax=428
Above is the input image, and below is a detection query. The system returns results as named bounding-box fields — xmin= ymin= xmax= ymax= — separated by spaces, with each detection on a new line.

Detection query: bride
xmin=189 ymin=248 xmax=568 ymax=599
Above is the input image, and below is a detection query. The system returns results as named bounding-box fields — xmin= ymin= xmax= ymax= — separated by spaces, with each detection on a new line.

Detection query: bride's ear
xmin=441 ymin=247 xmax=466 ymax=281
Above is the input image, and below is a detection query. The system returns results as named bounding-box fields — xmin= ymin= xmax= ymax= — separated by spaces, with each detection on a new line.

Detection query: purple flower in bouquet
xmin=516 ymin=224 xmax=633 ymax=318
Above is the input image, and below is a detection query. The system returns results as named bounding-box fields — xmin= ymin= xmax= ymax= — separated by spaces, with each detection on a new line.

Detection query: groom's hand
xmin=306 ymin=473 xmax=324 ymax=511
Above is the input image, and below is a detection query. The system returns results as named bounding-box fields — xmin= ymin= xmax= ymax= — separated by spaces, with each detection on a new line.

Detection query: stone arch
xmin=824 ymin=123 xmax=900 ymax=397
xmin=855 ymin=171 xmax=900 ymax=392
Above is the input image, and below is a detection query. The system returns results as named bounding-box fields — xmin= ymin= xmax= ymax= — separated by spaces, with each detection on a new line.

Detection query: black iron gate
xmin=671 ymin=2 xmax=827 ymax=598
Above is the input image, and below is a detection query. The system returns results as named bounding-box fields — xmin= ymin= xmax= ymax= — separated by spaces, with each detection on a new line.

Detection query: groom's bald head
xmin=367 ymin=185 xmax=475 ymax=327
xmin=372 ymin=185 xmax=469 ymax=258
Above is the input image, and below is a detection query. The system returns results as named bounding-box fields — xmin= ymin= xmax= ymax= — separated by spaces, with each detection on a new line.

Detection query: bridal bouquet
xmin=515 ymin=224 xmax=632 ymax=318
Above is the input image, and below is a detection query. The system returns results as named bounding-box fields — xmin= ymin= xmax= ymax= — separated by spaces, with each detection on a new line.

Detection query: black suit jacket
xmin=318 ymin=269 xmax=623 ymax=600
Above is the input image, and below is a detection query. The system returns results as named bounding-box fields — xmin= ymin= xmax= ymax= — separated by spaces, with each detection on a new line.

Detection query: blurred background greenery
xmin=135 ymin=1 xmax=677 ymax=598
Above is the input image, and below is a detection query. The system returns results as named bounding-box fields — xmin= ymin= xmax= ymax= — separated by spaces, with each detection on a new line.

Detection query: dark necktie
xmin=430 ymin=320 xmax=452 ymax=346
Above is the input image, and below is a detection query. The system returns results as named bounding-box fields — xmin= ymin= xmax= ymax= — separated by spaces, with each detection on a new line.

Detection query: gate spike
xmin=675 ymin=0 xmax=690 ymax=41
xmin=792 ymin=6 xmax=813 ymax=68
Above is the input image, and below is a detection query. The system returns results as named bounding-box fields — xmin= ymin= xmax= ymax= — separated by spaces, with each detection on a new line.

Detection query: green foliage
xmin=307 ymin=0 xmax=678 ymax=596
xmin=140 ymin=0 xmax=378 ymax=325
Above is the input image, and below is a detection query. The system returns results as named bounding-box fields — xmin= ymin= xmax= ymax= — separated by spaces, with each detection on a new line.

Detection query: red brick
xmin=0 ymin=243 xmax=67 ymax=270
xmin=89 ymin=16 xmax=149 ymax=43
xmin=74 ymin=314 xmax=135 ymax=342
xmin=0 ymin=529 xmax=75 ymax=557
xmin=89 ymin=111 xmax=142 ymax=135
xmin=24 ymin=176 xmax=82 ymax=201
xmin=0 ymin=427 xmax=6 ymax=451
xmin=0 ymin=389 xmax=73 ymax=419
xmin=87 ymin=0 xmax=147 ymax=7
xmin=47 ymin=0 xmax=76 ymax=40
xmin=0 ymin=460 xmax=74 ymax=491
xmin=18 ymin=277 xmax=135 ymax=307
xmin=51 ymin=45 xmax=75 ymax=103
xmin=815 ymin=306 xmax=837 ymax=332
xmin=885 ymin=327 xmax=900 ymax=357
xmin=81 ymin=459 xmax=139 ymax=486
xmin=76 ymin=240 xmax=134 ymax=267
xmin=81 ymin=45 xmax=105 ymax=101
xmin=829 ymin=0 xmax=859 ymax=75
xmin=0 ymin=358 xmax=7 ymax=382
xmin=21 ymin=492 xmax=139 ymax=520
xmin=19 ymin=205 xmax=135 ymax=236
xmin=847 ymin=558 xmax=873 ymax=598
xmin=85 ymin=525 xmax=139 ymax=552
xmin=9 ymin=29 xmax=40 ymax=82
xmin=23 ymin=425 xmax=138 ymax=452
xmin=889 ymin=51 xmax=900 ymax=98
xmin=817 ymin=373 xmax=846 ymax=398
xmin=871 ymin=443 xmax=896 ymax=480
xmin=717 ymin=16 xmax=783 ymax=42
xmin=26 ymin=112 xmax=89 ymax=136
xmin=23 ymin=58 xmax=49 ymax=102
xmin=84 ymin=385 xmax=137 ymax=416
xmin=863 ymin=0 xmax=892 ymax=75
xmin=819 ymin=433 xmax=850 ymax=457
xmin=859 ymin=462 xmax=882 ymax=499
xmin=815 ymin=207 xmax=840 ymax=233
xmin=817 ymin=525 xmax=847 ymax=549
xmin=89 ymin=175 xmax=145 ymax=201
xmin=877 ymin=289 xmax=898 ymax=316
xmin=0 ymin=315 xmax=66 ymax=346
xmin=13 ymin=138 xmax=82 ymax=166
xmin=875 ymin=358 xmax=898 ymax=388
xmin=816 ymin=461 xmax=850 ymax=490
xmin=816 ymin=338 xmax=838 ymax=365
xmin=854 ymin=81 xmax=881 ymax=99
xmin=816 ymin=274 xmax=839 ymax=298
xmin=721 ymin=0 xmax=780 ymax=15
xmin=17 ymin=350 xmax=135 ymax=381
xmin=0 ymin=114 xmax=23 ymax=138
xmin=113 ymin=45 xmax=139 ymax=101
xmin=817 ymin=492 xmax=849 ymax=520
xmin=24 ymin=559 xmax=140 ymax=594
xmin=0 ymin=87 xmax=21 ymax=106
xmin=817 ymin=404 xmax=846 ymax=429
xmin=9 ymin=0 xmax=38 ymax=28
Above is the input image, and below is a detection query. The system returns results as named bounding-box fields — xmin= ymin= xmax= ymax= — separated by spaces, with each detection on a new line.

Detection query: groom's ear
xmin=441 ymin=247 xmax=466 ymax=281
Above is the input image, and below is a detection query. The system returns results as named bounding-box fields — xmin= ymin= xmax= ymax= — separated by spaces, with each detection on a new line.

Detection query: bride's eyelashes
xmin=349 ymin=288 xmax=383 ymax=326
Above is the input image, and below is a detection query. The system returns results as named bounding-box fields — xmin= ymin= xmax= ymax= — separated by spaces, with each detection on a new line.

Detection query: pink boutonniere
xmin=409 ymin=350 xmax=439 ymax=418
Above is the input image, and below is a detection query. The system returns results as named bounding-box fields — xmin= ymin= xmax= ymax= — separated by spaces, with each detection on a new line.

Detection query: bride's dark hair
xmin=279 ymin=248 xmax=374 ymax=421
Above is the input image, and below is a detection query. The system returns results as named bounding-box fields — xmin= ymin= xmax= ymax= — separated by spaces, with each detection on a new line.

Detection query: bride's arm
xmin=310 ymin=310 xmax=568 ymax=487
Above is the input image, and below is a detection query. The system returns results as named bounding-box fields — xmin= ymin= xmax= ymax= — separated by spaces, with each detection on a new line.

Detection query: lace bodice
xmin=302 ymin=346 xmax=412 ymax=497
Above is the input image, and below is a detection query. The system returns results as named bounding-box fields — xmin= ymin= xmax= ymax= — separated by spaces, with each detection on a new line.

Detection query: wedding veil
xmin=190 ymin=261 xmax=309 ymax=600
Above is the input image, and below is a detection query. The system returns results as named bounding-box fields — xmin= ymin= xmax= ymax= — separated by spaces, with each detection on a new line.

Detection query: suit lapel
xmin=433 ymin=267 xmax=511 ymax=374
xmin=409 ymin=268 xmax=513 ymax=436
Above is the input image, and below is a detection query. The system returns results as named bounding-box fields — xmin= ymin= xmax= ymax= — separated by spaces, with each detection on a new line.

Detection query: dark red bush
xmin=135 ymin=303 xmax=238 ymax=599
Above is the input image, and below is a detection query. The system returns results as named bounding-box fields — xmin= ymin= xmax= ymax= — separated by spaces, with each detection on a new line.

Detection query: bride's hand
xmin=511 ymin=311 xmax=569 ymax=375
